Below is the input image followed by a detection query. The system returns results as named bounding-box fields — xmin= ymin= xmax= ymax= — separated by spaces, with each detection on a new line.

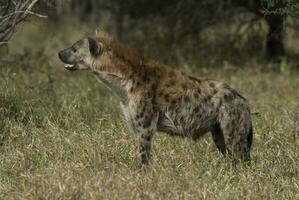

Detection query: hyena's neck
xmin=92 ymin=54 xmax=146 ymax=103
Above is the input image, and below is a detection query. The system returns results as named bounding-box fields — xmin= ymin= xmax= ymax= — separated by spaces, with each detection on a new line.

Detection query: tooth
xmin=65 ymin=64 xmax=74 ymax=68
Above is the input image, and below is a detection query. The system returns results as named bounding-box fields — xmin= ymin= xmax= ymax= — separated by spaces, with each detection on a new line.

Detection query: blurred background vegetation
xmin=0 ymin=0 xmax=299 ymax=68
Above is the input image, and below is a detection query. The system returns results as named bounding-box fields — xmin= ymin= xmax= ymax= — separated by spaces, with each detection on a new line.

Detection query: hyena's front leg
xmin=131 ymin=104 xmax=158 ymax=166
xmin=136 ymin=128 xmax=155 ymax=165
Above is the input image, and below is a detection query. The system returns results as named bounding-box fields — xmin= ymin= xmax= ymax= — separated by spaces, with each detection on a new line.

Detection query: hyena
xmin=58 ymin=31 xmax=253 ymax=166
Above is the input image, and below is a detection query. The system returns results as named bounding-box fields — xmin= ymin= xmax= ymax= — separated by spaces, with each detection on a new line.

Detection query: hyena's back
xmin=155 ymin=68 xmax=252 ymax=160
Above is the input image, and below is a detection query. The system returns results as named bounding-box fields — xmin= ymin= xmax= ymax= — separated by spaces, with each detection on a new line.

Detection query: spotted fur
xmin=58 ymin=31 xmax=253 ymax=166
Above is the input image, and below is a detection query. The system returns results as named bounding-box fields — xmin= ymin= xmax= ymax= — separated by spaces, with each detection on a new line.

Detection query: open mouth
xmin=64 ymin=63 xmax=77 ymax=71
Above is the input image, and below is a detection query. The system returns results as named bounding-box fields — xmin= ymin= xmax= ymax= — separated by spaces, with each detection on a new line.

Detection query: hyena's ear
xmin=95 ymin=28 xmax=101 ymax=35
xmin=88 ymin=37 xmax=103 ymax=57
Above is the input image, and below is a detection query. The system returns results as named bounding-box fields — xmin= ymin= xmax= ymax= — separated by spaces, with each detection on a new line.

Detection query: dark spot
xmin=141 ymin=134 xmax=151 ymax=141
xmin=209 ymin=82 xmax=215 ymax=88
xmin=137 ymin=112 xmax=144 ymax=119
xmin=151 ymin=84 xmax=157 ymax=93
xmin=218 ymin=99 xmax=223 ymax=106
xmin=138 ymin=121 xmax=143 ymax=127
xmin=164 ymin=94 xmax=170 ymax=102
xmin=182 ymin=83 xmax=188 ymax=90
xmin=203 ymin=95 xmax=212 ymax=103
xmin=136 ymin=81 xmax=142 ymax=87
xmin=194 ymin=106 xmax=200 ymax=113
xmin=184 ymin=95 xmax=190 ymax=103
xmin=138 ymin=106 xmax=146 ymax=118
xmin=158 ymin=91 xmax=163 ymax=97
xmin=179 ymin=117 xmax=184 ymax=124
xmin=194 ymin=93 xmax=199 ymax=99
xmin=231 ymin=92 xmax=237 ymax=99
xmin=141 ymin=74 xmax=147 ymax=82
xmin=143 ymin=119 xmax=151 ymax=128
xmin=220 ymin=112 xmax=224 ymax=118
xmin=224 ymin=93 xmax=232 ymax=101
xmin=141 ymin=73 xmax=151 ymax=83
xmin=212 ymin=89 xmax=217 ymax=95
xmin=169 ymin=100 xmax=177 ymax=109
xmin=171 ymin=99 xmax=177 ymax=105
xmin=197 ymin=88 xmax=202 ymax=94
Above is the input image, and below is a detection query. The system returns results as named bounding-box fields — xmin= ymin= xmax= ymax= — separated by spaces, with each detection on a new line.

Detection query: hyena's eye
xmin=72 ymin=46 xmax=78 ymax=53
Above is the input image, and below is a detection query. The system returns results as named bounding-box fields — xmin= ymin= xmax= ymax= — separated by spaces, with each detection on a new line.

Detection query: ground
xmin=0 ymin=21 xmax=298 ymax=200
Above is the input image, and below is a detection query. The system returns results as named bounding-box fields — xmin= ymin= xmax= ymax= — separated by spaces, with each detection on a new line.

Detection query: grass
xmin=0 ymin=20 xmax=299 ymax=199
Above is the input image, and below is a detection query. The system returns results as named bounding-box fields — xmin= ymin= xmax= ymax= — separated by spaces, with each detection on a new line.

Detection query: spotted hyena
xmin=58 ymin=31 xmax=253 ymax=166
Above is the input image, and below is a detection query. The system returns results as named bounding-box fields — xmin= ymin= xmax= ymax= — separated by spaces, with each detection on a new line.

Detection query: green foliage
xmin=266 ymin=0 xmax=299 ymax=15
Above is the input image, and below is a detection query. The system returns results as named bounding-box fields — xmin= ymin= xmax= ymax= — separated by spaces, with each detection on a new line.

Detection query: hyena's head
xmin=58 ymin=37 xmax=103 ymax=71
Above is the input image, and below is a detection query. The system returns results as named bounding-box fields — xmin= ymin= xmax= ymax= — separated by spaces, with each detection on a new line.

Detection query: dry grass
xmin=0 ymin=20 xmax=298 ymax=200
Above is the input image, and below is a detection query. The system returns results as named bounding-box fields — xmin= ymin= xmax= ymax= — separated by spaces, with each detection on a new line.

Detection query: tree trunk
xmin=234 ymin=0 xmax=286 ymax=61
xmin=265 ymin=14 xmax=285 ymax=61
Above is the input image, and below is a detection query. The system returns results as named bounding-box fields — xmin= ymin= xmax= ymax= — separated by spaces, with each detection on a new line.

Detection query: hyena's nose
xmin=58 ymin=51 xmax=64 ymax=61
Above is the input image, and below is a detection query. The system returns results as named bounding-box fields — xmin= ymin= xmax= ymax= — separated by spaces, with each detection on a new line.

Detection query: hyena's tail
xmin=218 ymin=101 xmax=253 ymax=162
xmin=247 ymin=124 xmax=253 ymax=150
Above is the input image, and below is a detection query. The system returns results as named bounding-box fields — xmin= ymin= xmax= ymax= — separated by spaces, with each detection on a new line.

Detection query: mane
xmin=95 ymin=32 xmax=145 ymax=67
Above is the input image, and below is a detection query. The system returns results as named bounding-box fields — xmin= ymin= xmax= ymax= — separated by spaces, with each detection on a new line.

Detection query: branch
xmin=0 ymin=0 xmax=47 ymax=48
xmin=0 ymin=10 xmax=47 ymax=20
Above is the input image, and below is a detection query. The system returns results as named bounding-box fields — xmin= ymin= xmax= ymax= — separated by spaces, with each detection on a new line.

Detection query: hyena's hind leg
xmin=218 ymin=104 xmax=253 ymax=162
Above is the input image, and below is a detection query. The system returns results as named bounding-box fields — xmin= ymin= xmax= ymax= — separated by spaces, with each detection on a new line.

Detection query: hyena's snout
xmin=58 ymin=49 xmax=78 ymax=71
xmin=58 ymin=49 xmax=71 ymax=63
